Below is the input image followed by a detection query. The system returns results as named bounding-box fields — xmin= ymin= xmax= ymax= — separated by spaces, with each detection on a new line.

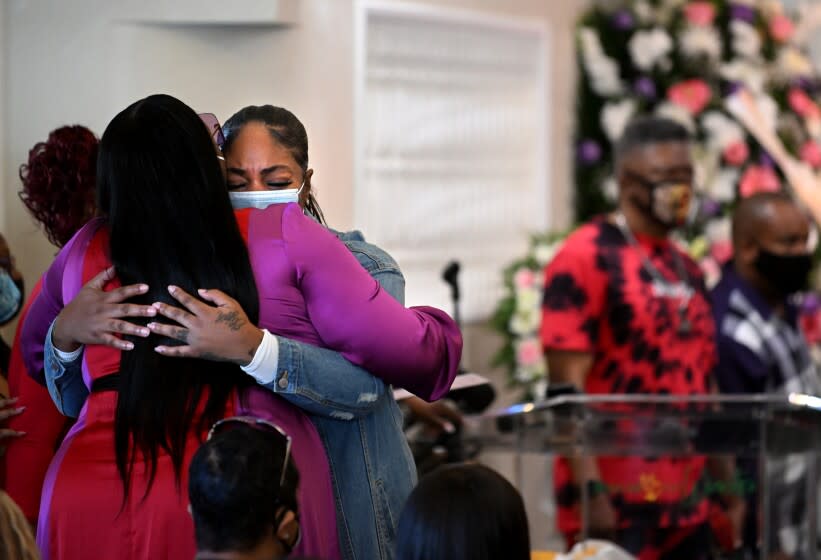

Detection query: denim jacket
xmin=43 ymin=229 xmax=416 ymax=560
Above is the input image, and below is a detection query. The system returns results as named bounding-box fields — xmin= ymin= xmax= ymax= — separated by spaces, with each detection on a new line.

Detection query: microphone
xmin=441 ymin=261 xmax=461 ymax=328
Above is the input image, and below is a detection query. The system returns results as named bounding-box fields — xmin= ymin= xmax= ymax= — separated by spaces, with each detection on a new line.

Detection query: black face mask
xmin=754 ymin=248 xmax=813 ymax=296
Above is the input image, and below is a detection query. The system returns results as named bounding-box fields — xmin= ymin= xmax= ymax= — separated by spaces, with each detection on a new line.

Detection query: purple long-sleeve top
xmin=237 ymin=202 xmax=462 ymax=400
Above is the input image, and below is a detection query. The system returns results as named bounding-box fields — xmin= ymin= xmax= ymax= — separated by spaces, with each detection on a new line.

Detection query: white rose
xmin=679 ymin=26 xmax=722 ymax=64
xmin=706 ymin=216 xmax=731 ymax=244
xmin=730 ymin=21 xmax=762 ymax=59
xmin=515 ymin=288 xmax=541 ymax=314
xmin=509 ymin=311 xmax=539 ymax=336
xmin=628 ymin=28 xmax=673 ymax=71
xmin=655 ymin=102 xmax=696 ymax=132
xmin=720 ymin=60 xmax=766 ymax=93
xmin=601 ymin=99 xmax=637 ymax=141
xmin=579 ymin=28 xmax=623 ymax=96
xmin=701 ymin=110 xmax=745 ymax=150
xmin=602 ymin=176 xmax=619 ymax=202
xmin=709 ymin=168 xmax=740 ymax=202
xmin=533 ymin=243 xmax=559 ymax=266
xmin=775 ymin=47 xmax=813 ymax=79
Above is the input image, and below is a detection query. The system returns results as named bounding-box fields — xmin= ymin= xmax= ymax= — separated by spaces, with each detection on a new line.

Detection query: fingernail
xmin=443 ymin=422 xmax=456 ymax=434
xmin=138 ymin=284 xmax=148 ymax=292
xmin=155 ymin=346 xmax=165 ymax=353
xmin=152 ymin=302 xmax=162 ymax=309
xmin=145 ymin=308 xmax=157 ymax=316
xmin=123 ymin=342 xmax=134 ymax=350
xmin=147 ymin=323 xmax=156 ymax=329
xmin=198 ymin=289 xmax=207 ymax=295
xmin=138 ymin=328 xmax=149 ymax=336
xmin=16 ymin=431 xmax=26 ymax=436
xmin=168 ymin=285 xmax=177 ymax=294
xmin=15 ymin=406 xmax=26 ymax=413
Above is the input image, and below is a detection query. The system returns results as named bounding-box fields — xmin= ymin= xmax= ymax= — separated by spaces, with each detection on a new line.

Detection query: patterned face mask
xmin=650 ymin=182 xmax=694 ymax=227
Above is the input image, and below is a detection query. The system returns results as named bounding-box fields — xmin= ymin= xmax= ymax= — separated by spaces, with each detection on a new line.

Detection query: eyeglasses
xmin=207 ymin=416 xmax=292 ymax=488
xmin=198 ymin=112 xmax=226 ymax=152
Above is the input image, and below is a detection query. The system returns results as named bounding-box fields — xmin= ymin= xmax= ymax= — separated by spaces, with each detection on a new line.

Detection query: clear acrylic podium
xmin=467 ymin=393 xmax=821 ymax=559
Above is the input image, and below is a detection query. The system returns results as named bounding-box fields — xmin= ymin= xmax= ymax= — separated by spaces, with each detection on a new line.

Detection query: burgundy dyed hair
xmin=19 ymin=125 xmax=99 ymax=247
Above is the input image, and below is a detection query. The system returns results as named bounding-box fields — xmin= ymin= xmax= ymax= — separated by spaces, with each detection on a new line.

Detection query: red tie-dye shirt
xmin=540 ymin=217 xmax=716 ymax=533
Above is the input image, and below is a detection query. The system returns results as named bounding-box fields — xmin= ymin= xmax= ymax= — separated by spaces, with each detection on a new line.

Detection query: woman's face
xmin=224 ymin=122 xmax=306 ymax=194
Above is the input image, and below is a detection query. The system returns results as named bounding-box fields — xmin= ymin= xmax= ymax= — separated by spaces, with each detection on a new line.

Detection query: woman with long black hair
xmin=20 ymin=95 xmax=339 ymax=560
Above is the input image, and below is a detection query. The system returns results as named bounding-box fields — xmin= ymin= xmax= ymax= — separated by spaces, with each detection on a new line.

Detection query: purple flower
xmin=729 ymin=4 xmax=756 ymax=23
xmin=723 ymin=82 xmax=743 ymax=97
xmin=611 ymin=10 xmax=635 ymax=31
xmin=793 ymin=77 xmax=820 ymax=96
xmin=700 ymin=198 xmax=722 ymax=218
xmin=633 ymin=77 xmax=657 ymax=100
xmin=801 ymin=292 xmax=821 ymax=313
xmin=802 ymin=292 xmax=821 ymax=314
xmin=577 ymin=140 xmax=602 ymax=165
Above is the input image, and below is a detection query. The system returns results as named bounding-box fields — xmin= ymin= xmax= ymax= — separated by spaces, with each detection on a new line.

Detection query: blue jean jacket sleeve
xmin=266 ymin=232 xmax=406 ymax=419
xmin=44 ymin=321 xmax=88 ymax=418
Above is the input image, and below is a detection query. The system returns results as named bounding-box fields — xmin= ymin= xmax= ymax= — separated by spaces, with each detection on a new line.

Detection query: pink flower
xmin=739 ymin=165 xmax=781 ymax=198
xmin=769 ymin=15 xmax=795 ymax=43
xmin=513 ymin=268 xmax=536 ymax=290
xmin=710 ymin=240 xmax=734 ymax=264
xmin=667 ymin=80 xmax=711 ymax=115
xmin=516 ymin=339 xmax=542 ymax=367
xmin=684 ymin=2 xmax=717 ymax=26
xmin=801 ymin=141 xmax=821 ymax=168
xmin=789 ymin=88 xmax=821 ymax=119
xmin=700 ymin=256 xmax=722 ymax=287
xmin=722 ymin=141 xmax=749 ymax=166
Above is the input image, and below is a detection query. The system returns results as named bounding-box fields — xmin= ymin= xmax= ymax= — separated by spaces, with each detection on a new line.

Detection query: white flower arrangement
xmin=579 ymin=27 xmax=624 ymax=96
xmin=729 ymin=21 xmax=762 ymax=60
xmin=709 ymin=168 xmax=742 ymax=202
xmin=720 ymin=59 xmax=766 ymax=93
xmin=492 ymin=234 xmax=567 ymax=397
xmin=602 ymin=99 xmax=638 ymax=141
xmin=679 ymin=26 xmax=722 ymax=64
xmin=775 ymin=47 xmax=814 ymax=80
xmin=701 ymin=110 xmax=745 ymax=151
xmin=654 ymin=101 xmax=696 ymax=132
xmin=628 ymin=28 xmax=673 ymax=71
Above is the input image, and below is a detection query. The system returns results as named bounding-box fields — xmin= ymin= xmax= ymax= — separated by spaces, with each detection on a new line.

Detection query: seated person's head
xmin=396 ymin=463 xmax=530 ymax=560
xmin=188 ymin=420 xmax=299 ymax=559
xmin=732 ymin=191 xmax=813 ymax=297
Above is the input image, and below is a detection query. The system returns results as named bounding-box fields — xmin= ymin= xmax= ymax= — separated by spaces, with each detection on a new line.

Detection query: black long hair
xmin=96 ymin=94 xmax=260 ymax=499
xmin=222 ymin=105 xmax=326 ymax=225
xmin=396 ymin=464 xmax=531 ymax=560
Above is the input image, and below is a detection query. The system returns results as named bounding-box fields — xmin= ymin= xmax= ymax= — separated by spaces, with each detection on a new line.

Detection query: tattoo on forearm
xmin=215 ymin=310 xmax=246 ymax=332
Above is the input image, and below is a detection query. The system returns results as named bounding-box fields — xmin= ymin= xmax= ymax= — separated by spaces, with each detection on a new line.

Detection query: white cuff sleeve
xmin=240 ymin=329 xmax=279 ymax=385
xmin=51 ymin=330 xmax=84 ymax=362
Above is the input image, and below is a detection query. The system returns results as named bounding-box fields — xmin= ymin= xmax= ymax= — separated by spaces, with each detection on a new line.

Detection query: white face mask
xmin=229 ymin=181 xmax=305 ymax=210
